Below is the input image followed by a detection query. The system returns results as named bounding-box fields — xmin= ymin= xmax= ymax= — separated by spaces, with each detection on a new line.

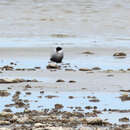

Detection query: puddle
xmin=1 ymin=91 xmax=130 ymax=125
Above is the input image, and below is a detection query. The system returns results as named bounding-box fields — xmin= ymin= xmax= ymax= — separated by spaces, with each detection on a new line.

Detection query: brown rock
xmin=34 ymin=123 xmax=44 ymax=128
xmin=119 ymin=117 xmax=129 ymax=122
xmin=69 ymin=80 xmax=76 ymax=83
xmin=120 ymin=90 xmax=130 ymax=92
xmin=82 ymin=51 xmax=94 ymax=55
xmin=2 ymin=65 xmax=13 ymax=71
xmin=0 ymin=121 xmax=10 ymax=125
xmin=68 ymin=96 xmax=74 ymax=99
xmin=55 ymin=104 xmax=64 ymax=109
xmin=0 ymin=90 xmax=10 ymax=97
xmin=79 ymin=68 xmax=92 ymax=71
xmin=0 ymin=112 xmax=13 ymax=117
xmin=113 ymin=52 xmax=126 ymax=58
xmin=86 ymin=117 xmax=103 ymax=125
xmin=56 ymin=79 xmax=65 ymax=82
xmin=92 ymin=67 xmax=101 ymax=70
xmin=45 ymin=95 xmax=58 ymax=99
xmin=47 ymin=63 xmax=60 ymax=69
xmin=0 ymin=128 xmax=11 ymax=130
xmin=119 ymin=94 xmax=130 ymax=101
xmin=89 ymin=99 xmax=100 ymax=102
xmin=25 ymin=84 xmax=32 ymax=88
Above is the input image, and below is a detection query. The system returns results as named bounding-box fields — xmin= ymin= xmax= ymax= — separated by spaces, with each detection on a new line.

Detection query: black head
xmin=56 ymin=47 xmax=62 ymax=52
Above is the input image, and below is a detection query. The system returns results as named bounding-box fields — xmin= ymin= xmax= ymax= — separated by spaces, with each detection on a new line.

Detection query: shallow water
xmin=0 ymin=55 xmax=130 ymax=70
xmin=0 ymin=37 xmax=130 ymax=48
xmin=0 ymin=0 xmax=130 ymax=48
xmin=1 ymin=91 xmax=130 ymax=124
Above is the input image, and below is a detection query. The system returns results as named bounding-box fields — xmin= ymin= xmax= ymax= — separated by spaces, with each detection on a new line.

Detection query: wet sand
xmin=0 ymin=47 xmax=130 ymax=129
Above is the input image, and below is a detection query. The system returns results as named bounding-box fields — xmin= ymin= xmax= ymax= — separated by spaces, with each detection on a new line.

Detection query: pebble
xmin=0 ymin=120 xmax=10 ymax=125
xmin=0 ymin=90 xmax=10 ymax=97
xmin=47 ymin=63 xmax=60 ymax=69
xmin=0 ymin=112 xmax=13 ymax=117
xmin=0 ymin=128 xmax=11 ymax=130
xmin=34 ymin=123 xmax=44 ymax=128
xmin=79 ymin=68 xmax=92 ymax=71
xmin=113 ymin=52 xmax=126 ymax=58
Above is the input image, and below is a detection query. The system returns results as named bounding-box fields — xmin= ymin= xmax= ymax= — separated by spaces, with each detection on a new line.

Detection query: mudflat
xmin=0 ymin=47 xmax=129 ymax=129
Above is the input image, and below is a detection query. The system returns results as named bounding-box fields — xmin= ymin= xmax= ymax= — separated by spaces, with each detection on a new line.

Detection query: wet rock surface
xmin=82 ymin=51 xmax=94 ymax=55
xmin=119 ymin=117 xmax=129 ymax=122
xmin=113 ymin=52 xmax=127 ymax=58
xmin=0 ymin=90 xmax=10 ymax=97
xmin=119 ymin=94 xmax=130 ymax=101
xmin=0 ymin=78 xmax=38 ymax=83
xmin=79 ymin=68 xmax=92 ymax=71
xmin=47 ymin=63 xmax=60 ymax=69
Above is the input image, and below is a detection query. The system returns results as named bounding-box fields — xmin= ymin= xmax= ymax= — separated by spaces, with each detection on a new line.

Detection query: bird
xmin=50 ymin=47 xmax=64 ymax=63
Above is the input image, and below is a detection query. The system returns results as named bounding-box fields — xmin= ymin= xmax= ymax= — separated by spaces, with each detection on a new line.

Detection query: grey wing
xmin=50 ymin=52 xmax=64 ymax=62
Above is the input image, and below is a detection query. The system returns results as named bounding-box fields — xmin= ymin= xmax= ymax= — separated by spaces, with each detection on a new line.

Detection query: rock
xmin=51 ymin=34 xmax=74 ymax=38
xmin=55 ymin=104 xmax=64 ymax=109
xmin=119 ymin=94 xmax=130 ymax=101
xmin=34 ymin=67 xmax=41 ymax=69
xmin=105 ymin=69 xmax=113 ymax=73
xmin=89 ymin=99 xmax=100 ymax=102
xmin=2 ymin=65 xmax=13 ymax=71
xmin=25 ymin=84 xmax=32 ymax=88
xmin=86 ymin=117 xmax=103 ymax=125
xmin=32 ymin=128 xmax=45 ymax=130
xmin=68 ymin=96 xmax=74 ymax=99
xmin=45 ymin=95 xmax=58 ymax=99
xmin=69 ymin=80 xmax=76 ymax=83
xmin=17 ymin=115 xmax=29 ymax=124
xmin=0 ymin=112 xmax=13 ymax=117
xmin=0 ymin=120 xmax=10 ymax=125
xmin=79 ymin=68 xmax=92 ymax=71
xmin=0 ymin=90 xmax=10 ymax=96
xmin=12 ymin=115 xmax=18 ymax=121
xmin=119 ymin=117 xmax=129 ymax=122
xmin=82 ymin=51 xmax=94 ymax=55
xmin=15 ymin=100 xmax=26 ymax=108
xmin=114 ymin=127 xmax=122 ymax=130
xmin=65 ymin=69 xmax=75 ymax=71
xmin=113 ymin=52 xmax=126 ymax=58
xmin=34 ymin=123 xmax=44 ymax=128
xmin=47 ymin=63 xmax=60 ymax=69
xmin=92 ymin=67 xmax=101 ymax=70
xmin=0 ymin=78 xmax=24 ymax=83
xmin=3 ymin=108 xmax=12 ymax=112
xmin=45 ymin=127 xmax=73 ymax=130
xmin=79 ymin=127 xmax=92 ymax=130
xmin=119 ymin=69 xmax=126 ymax=73
xmin=0 ymin=78 xmax=38 ymax=83
xmin=10 ymin=62 xmax=16 ymax=65
xmin=40 ymin=91 xmax=44 ymax=94
xmin=120 ymin=90 xmax=130 ymax=92
xmin=85 ymin=106 xmax=93 ymax=109
xmin=0 ymin=128 xmax=11 ymax=130
xmin=56 ymin=79 xmax=65 ymax=82
xmin=107 ymin=74 xmax=114 ymax=77
xmin=25 ymin=92 xmax=31 ymax=95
